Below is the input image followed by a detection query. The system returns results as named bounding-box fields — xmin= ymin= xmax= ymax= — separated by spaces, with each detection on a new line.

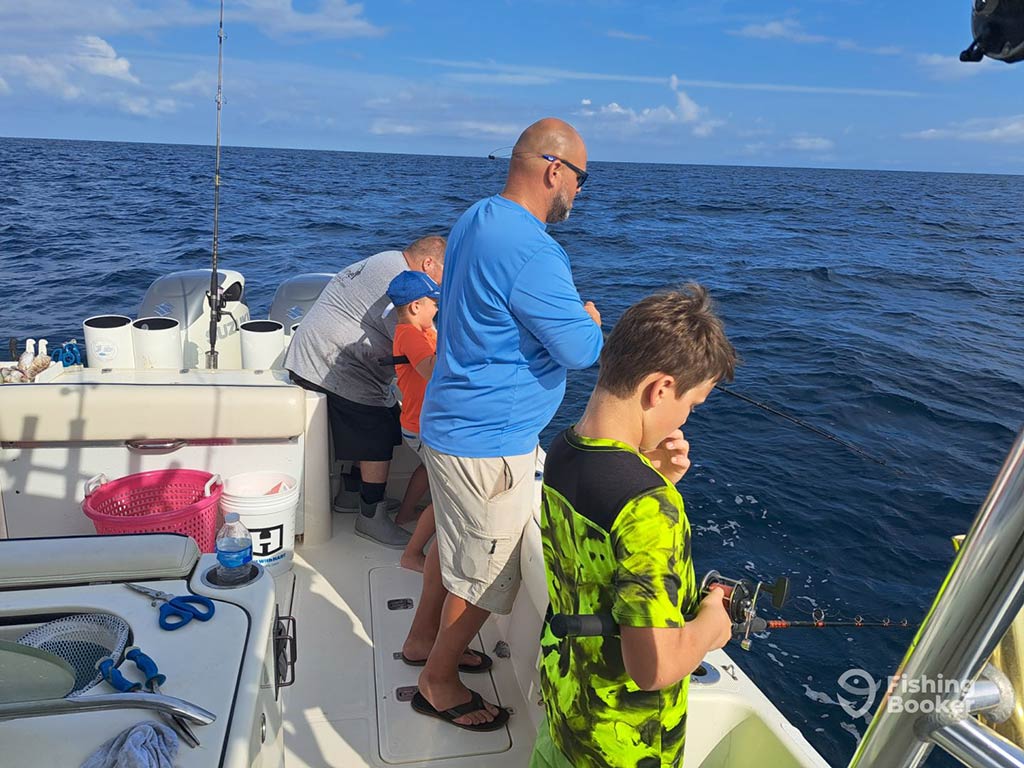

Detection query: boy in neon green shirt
xmin=532 ymin=284 xmax=738 ymax=768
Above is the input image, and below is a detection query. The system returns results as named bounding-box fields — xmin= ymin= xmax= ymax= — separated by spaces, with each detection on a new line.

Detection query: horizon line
xmin=1 ymin=133 xmax=1020 ymax=178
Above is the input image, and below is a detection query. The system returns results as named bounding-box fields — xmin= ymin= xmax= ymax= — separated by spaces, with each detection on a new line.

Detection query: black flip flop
xmin=411 ymin=690 xmax=510 ymax=732
xmin=400 ymin=648 xmax=493 ymax=674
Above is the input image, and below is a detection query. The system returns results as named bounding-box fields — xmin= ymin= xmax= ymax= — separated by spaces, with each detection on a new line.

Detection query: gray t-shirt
xmin=284 ymin=250 xmax=406 ymax=406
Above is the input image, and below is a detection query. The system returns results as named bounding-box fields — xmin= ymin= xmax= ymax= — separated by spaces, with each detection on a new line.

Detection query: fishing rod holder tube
xmin=848 ymin=428 xmax=1024 ymax=768
xmin=961 ymin=676 xmax=1013 ymax=721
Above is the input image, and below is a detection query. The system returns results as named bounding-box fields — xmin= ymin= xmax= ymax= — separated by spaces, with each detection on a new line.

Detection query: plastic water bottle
xmin=215 ymin=513 xmax=253 ymax=585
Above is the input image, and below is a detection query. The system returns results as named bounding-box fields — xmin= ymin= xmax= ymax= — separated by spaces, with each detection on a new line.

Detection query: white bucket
xmin=83 ymin=315 xmax=134 ymax=369
xmin=289 ymin=322 xmax=300 ymax=336
xmin=240 ymin=320 xmax=285 ymax=370
xmin=221 ymin=471 xmax=299 ymax=575
xmin=132 ymin=317 xmax=183 ymax=370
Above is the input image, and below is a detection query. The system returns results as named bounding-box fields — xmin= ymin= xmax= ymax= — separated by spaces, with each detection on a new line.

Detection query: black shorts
xmin=289 ymin=373 xmax=402 ymax=462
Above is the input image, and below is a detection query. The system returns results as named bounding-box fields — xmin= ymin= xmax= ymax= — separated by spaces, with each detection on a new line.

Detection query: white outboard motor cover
xmin=268 ymin=273 xmax=333 ymax=336
xmin=137 ymin=268 xmax=249 ymax=369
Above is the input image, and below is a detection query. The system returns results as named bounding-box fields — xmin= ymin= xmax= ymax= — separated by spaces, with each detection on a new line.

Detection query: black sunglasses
xmin=540 ymin=154 xmax=589 ymax=189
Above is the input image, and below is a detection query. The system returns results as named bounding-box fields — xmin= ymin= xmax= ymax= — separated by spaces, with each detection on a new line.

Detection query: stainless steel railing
xmin=849 ymin=428 xmax=1024 ymax=768
xmin=0 ymin=692 xmax=216 ymax=725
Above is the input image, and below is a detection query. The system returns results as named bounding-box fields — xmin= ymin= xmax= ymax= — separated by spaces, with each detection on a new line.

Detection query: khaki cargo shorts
xmin=421 ymin=444 xmax=537 ymax=615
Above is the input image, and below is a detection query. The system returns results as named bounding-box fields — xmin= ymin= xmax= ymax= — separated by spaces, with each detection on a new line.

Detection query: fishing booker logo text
xmin=837 ymin=668 xmax=973 ymax=719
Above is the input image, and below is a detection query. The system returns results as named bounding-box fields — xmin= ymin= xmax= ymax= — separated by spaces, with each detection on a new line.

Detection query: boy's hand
xmin=641 ymin=429 xmax=690 ymax=483
xmin=583 ymin=301 xmax=601 ymax=327
xmin=698 ymin=586 xmax=733 ymax=650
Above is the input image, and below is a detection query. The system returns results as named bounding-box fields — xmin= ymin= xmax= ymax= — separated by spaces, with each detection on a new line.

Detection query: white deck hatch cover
xmin=368 ymin=566 xmax=512 ymax=763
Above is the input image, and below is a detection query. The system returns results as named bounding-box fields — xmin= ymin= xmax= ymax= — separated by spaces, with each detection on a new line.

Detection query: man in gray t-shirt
xmin=285 ymin=235 xmax=445 ymax=547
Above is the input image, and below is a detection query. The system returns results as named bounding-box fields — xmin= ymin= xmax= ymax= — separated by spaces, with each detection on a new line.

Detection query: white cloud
xmin=788 ymin=136 xmax=834 ymax=152
xmin=171 ymin=71 xmax=216 ymax=95
xmin=233 ymin=0 xmax=384 ymax=39
xmin=581 ymin=98 xmax=591 ymax=106
xmin=738 ymin=136 xmax=836 ymax=161
xmin=607 ymin=29 xmax=650 ymax=42
xmin=735 ymin=19 xmax=826 ymax=44
xmin=669 ymin=75 xmax=700 ymax=122
xmin=0 ymin=43 xmax=182 ymax=117
xmin=692 ymin=120 xmax=724 ymax=138
xmin=906 ymin=115 xmax=1024 ymax=143
xmin=370 ymin=117 xmax=518 ymax=139
xmin=599 ymin=101 xmax=674 ymax=124
xmin=117 ymin=94 xmax=177 ymax=116
xmin=416 ymin=57 xmax=920 ymax=98
xmin=0 ymin=75 xmax=10 ymax=95
xmin=0 ymin=1 xmax=381 ymax=40
xmin=450 ymin=120 xmax=520 ymax=138
xmin=447 ymin=73 xmax=554 ymax=86
xmin=3 ymin=54 xmax=80 ymax=99
xmin=74 ymin=35 xmax=139 ymax=84
xmin=732 ymin=18 xmax=901 ymax=56
xmin=370 ymin=119 xmax=420 ymax=135
xmin=584 ymin=75 xmax=721 ymax=138
xmin=0 ymin=1 xmax=206 ymax=35
xmin=916 ymin=53 xmax=1000 ymax=81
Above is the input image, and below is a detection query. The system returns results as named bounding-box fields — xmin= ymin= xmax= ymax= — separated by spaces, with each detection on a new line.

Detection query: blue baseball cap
xmin=386 ymin=271 xmax=441 ymax=308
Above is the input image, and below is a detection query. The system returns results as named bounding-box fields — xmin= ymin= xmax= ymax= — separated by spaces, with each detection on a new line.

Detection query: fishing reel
xmin=548 ymin=569 xmax=790 ymax=652
xmin=700 ymin=570 xmax=790 ymax=651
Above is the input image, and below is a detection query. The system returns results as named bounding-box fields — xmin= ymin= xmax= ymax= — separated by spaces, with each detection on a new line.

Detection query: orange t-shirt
xmin=393 ymin=324 xmax=437 ymax=433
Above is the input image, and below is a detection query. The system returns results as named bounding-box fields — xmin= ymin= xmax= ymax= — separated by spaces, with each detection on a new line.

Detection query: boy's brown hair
xmin=597 ymin=284 xmax=737 ymax=397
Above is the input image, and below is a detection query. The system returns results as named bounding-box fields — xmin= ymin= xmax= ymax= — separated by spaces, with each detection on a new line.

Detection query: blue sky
xmin=0 ymin=0 xmax=1021 ymax=173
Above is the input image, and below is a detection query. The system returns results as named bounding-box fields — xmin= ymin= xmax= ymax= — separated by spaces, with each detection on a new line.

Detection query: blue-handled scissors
xmin=125 ymin=583 xmax=216 ymax=631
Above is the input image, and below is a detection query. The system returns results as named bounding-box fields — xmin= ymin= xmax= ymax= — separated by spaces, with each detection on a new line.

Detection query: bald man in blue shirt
xmin=402 ymin=118 xmax=603 ymax=731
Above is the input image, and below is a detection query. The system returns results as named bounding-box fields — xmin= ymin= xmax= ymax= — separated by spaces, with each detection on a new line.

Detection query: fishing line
xmin=485 ymin=146 xmax=898 ymax=473
xmin=714 ymin=384 xmax=902 ymax=474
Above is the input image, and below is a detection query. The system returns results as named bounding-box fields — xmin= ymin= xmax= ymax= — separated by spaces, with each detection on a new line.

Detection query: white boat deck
xmin=280 ymin=513 xmax=539 ymax=768
xmin=279 ymin=513 xmax=831 ymax=768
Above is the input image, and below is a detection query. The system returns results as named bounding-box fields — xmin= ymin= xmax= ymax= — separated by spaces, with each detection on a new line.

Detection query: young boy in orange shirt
xmin=386 ymin=270 xmax=441 ymax=572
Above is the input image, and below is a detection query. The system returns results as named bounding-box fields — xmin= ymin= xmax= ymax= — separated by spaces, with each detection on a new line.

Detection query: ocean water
xmin=1 ymin=137 xmax=1022 ymax=766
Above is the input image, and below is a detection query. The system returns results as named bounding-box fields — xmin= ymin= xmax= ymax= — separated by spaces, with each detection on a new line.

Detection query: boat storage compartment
xmin=0 ymin=369 xmax=330 ymax=547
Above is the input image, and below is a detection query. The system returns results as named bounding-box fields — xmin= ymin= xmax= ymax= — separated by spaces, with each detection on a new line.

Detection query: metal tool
xmin=125 ymin=583 xmax=215 ymax=631
xmin=97 ymin=647 xmax=202 ymax=748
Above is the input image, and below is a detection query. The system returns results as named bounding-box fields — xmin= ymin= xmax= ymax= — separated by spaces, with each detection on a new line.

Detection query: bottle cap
xmin=225 ymin=512 xmax=240 ymax=523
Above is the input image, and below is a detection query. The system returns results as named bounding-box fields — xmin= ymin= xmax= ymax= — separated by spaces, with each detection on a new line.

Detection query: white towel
xmin=80 ymin=720 xmax=179 ymax=768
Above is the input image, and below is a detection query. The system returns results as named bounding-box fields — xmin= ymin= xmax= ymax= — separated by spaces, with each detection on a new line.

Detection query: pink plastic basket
xmin=82 ymin=470 xmax=222 ymax=553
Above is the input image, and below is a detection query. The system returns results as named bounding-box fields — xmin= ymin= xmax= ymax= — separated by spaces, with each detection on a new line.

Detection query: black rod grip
xmin=549 ymin=613 xmax=619 ymax=638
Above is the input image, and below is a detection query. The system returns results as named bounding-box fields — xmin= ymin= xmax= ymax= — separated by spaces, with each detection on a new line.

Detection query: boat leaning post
xmin=848 ymin=428 xmax=1024 ymax=768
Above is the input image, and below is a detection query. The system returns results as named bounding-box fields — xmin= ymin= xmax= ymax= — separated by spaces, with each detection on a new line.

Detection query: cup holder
xmin=201 ymin=562 xmax=264 ymax=589
xmin=690 ymin=661 xmax=722 ymax=685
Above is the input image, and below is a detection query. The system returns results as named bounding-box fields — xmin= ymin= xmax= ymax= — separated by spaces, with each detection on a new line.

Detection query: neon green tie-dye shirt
xmin=538 ymin=427 xmax=697 ymax=768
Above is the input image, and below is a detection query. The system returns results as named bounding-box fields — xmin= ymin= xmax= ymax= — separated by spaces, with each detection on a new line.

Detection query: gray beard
xmin=546 ymin=189 xmax=572 ymax=224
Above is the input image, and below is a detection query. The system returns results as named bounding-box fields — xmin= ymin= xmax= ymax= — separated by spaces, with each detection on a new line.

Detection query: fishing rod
xmin=205 ymin=0 xmax=226 ymax=370
xmin=714 ymin=384 xmax=900 ymax=473
xmin=550 ymin=570 xmax=916 ymax=653
xmin=758 ymin=612 xmax=913 ymax=631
